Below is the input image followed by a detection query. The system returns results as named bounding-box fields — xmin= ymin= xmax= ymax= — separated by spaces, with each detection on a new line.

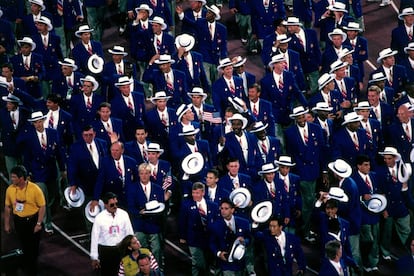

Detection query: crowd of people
xmin=4 ymin=0 xmax=414 ymax=275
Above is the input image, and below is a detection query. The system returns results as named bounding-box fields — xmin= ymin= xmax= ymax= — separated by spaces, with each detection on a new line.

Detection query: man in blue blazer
xmin=144 ymin=91 xmax=178 ymax=159
xmin=146 ymin=142 xmax=174 ymax=196
xmin=142 ymin=54 xmax=188 ymax=109
xmin=369 ymin=48 xmax=408 ymax=94
xmin=391 ymin=7 xmax=414 ymax=63
xmin=332 ymin=112 xmax=370 ymax=168
xmin=396 ymin=237 xmax=414 ymax=276
xmin=179 ymin=182 xmax=219 ymax=275
xmin=110 ymin=76 xmax=146 ymax=141
xmin=312 ymin=102 xmax=335 ymax=161
xmin=343 ymin=22 xmax=368 ymax=81
xmin=249 ymin=121 xmax=282 ymax=165
xmin=17 ymin=111 xmax=66 ymax=233
xmin=330 ymin=60 xmax=358 ymax=103
xmin=91 ymin=102 xmax=125 ymax=145
xmin=218 ymin=158 xmax=252 ymax=194
xmin=21 ymin=0 xmax=52 ymax=37
xmin=126 ymin=163 xmax=166 ymax=270
xmin=10 ymin=37 xmax=46 ymax=100
xmin=146 ymin=16 xmax=176 ymax=58
xmin=52 ymin=58 xmax=84 ymax=110
xmin=32 ymin=16 xmax=63 ymax=98
xmin=93 ymin=141 xmax=139 ymax=209
xmin=321 ymin=28 xmax=352 ymax=74
xmin=400 ymin=43 xmax=414 ymax=84
xmin=0 ymin=94 xmax=29 ymax=177
xmin=69 ymin=75 xmax=104 ymax=139
xmin=176 ymin=4 xmax=228 ymax=83
xmin=246 ymin=83 xmax=275 ymax=136
xmin=250 ymin=0 xmax=286 ymax=42
xmin=232 ymin=56 xmax=255 ymax=98
xmin=212 ymin=58 xmax=245 ymax=116
xmin=181 ymin=0 xmax=208 ymax=38
xmin=173 ymin=34 xmax=211 ymax=93
xmin=319 ymin=240 xmax=349 ymax=276
xmin=254 ymin=216 xmax=306 ymax=276
xmin=260 ymin=53 xmax=307 ymax=144
xmin=284 ymin=106 xmax=326 ymax=240
xmin=367 ymin=85 xmax=395 ymax=128
xmin=124 ymin=126 xmax=151 ymax=164
xmin=70 ymin=25 xmax=104 ymax=75
xmin=285 ymin=16 xmax=321 ymax=95
xmin=205 ymin=168 xmax=230 ymax=204
xmin=209 ymin=198 xmax=251 ymax=275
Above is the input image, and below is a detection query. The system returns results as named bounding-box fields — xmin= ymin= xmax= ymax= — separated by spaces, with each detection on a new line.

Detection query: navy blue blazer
xmin=10 ymin=53 xmax=46 ymax=99
xmin=124 ymin=140 xmax=150 ymax=164
xmin=369 ymin=64 xmax=407 ymax=94
xmin=368 ymin=102 xmax=395 ymax=128
xmin=178 ymin=198 xmax=219 ymax=248
xmin=93 ymin=155 xmax=139 ymax=207
xmin=0 ymin=18 xmax=15 ymax=53
xmin=285 ymin=122 xmax=326 ymax=181
xmin=32 ymin=32 xmax=63 ymax=81
xmin=70 ymin=40 xmax=104 ymax=74
xmin=149 ymin=159 xmax=174 ymax=193
xmin=247 ymin=98 xmax=276 ymax=136
xmin=344 ymin=36 xmax=368 ymax=77
xmin=181 ymin=7 xmax=208 ymax=38
xmin=69 ymin=93 xmax=104 ymax=138
xmin=260 ymin=70 xmax=308 ymax=126
xmin=399 ymin=57 xmax=414 ymax=84
xmin=309 ymin=90 xmax=344 ymax=116
xmin=51 ymin=71 xmax=85 ymax=110
xmin=45 ymin=108 xmax=74 ymax=150
xmin=334 ymin=77 xmax=357 ymax=102
xmin=256 ymin=136 xmax=282 ymax=165
xmin=129 ymin=22 xmax=153 ymax=62
xmin=110 ymin=92 xmax=145 ymax=141
xmin=288 ymin=28 xmax=321 ymax=74
xmin=218 ymin=173 xmax=252 ymax=194
xmin=338 ymin=177 xmax=362 ymax=235
xmin=90 ymin=117 xmax=125 ymax=144
xmin=126 ymin=182 xmax=165 ymax=234
xmin=21 ymin=11 xmax=53 ymax=37
xmin=391 ymin=25 xmax=414 ymax=63
xmin=67 ymin=138 xmax=108 ymax=196
xmin=205 ymin=185 xmax=231 ymax=205
xmin=352 ymin=171 xmax=381 ymax=225
xmin=332 ymin=128 xmax=370 ymax=168
xmin=212 ymin=76 xmax=245 ymax=116
xmin=321 ymin=45 xmax=352 ymax=74
xmin=209 ymin=215 xmax=251 ymax=272
xmin=142 ymin=67 xmax=188 ymax=108
xmin=252 ymin=179 xmax=290 ymax=219
xmin=318 ymin=257 xmax=348 ymax=276
xmin=0 ymin=107 xmax=30 ymax=157
xmin=250 ymin=0 xmax=286 ymax=39
xmin=17 ymin=126 xmax=66 ymax=183
xmin=173 ymin=51 xmax=210 ymax=93
xmin=385 ymin=119 xmax=414 ymax=162
xmin=276 ymin=172 xmax=302 ymax=227
xmin=397 ymin=254 xmax=414 ymax=276
xmin=146 ymin=31 xmax=176 ymax=58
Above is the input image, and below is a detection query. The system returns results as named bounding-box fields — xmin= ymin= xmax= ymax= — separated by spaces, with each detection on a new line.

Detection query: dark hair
xmin=226 ymin=157 xmax=239 ymax=165
xmin=220 ymin=198 xmax=235 ymax=209
xmin=10 ymin=165 xmax=28 ymax=180
xmin=1 ymin=63 xmax=14 ymax=72
xmin=46 ymin=93 xmax=62 ymax=104
xmin=118 ymin=234 xmax=137 ymax=256
xmin=325 ymin=198 xmax=339 ymax=209
xmin=137 ymin=254 xmax=151 ymax=263
xmin=356 ymin=154 xmax=370 ymax=166
xmin=269 ymin=216 xmax=284 ymax=227
xmin=207 ymin=168 xmax=219 ymax=178
xmin=82 ymin=124 xmax=94 ymax=132
xmin=248 ymin=83 xmax=261 ymax=93
xmin=325 ymin=240 xmax=341 ymax=260
xmin=102 ymin=192 xmax=117 ymax=204
xmin=99 ymin=102 xmax=112 ymax=109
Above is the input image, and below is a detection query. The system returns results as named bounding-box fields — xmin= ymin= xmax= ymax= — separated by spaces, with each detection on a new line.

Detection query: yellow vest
xmin=121 ymin=248 xmax=152 ymax=276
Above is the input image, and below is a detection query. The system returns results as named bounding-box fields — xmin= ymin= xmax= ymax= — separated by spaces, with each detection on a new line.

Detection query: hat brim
xmin=181 ymin=152 xmax=204 ymax=175
xmin=135 ymin=6 xmax=154 ymax=17
xmin=187 ymin=92 xmax=207 ymax=101
xmin=329 ymin=62 xmax=348 ymax=74
xmin=258 ymin=167 xmax=279 ymax=175
xmin=363 ymin=194 xmax=387 ymax=213
xmin=64 ymin=187 xmax=85 ymax=208
xmin=58 ymin=61 xmax=78 ymax=71
xmin=27 ymin=115 xmax=47 ymax=122
xmin=399 ymin=12 xmax=414 ymax=20
xmin=149 ymin=20 xmax=167 ymax=30
xmin=205 ymin=6 xmax=221 ymax=20
xmin=228 ymin=97 xmax=246 ymax=114
xmin=75 ymin=28 xmax=94 ymax=38
xmin=35 ymin=20 xmax=53 ymax=31
xmin=17 ymin=40 xmax=36 ymax=51
xmin=398 ymin=162 xmax=412 ymax=183
xmin=217 ymin=62 xmax=234 ymax=70
xmin=312 ymin=106 xmax=333 ymax=112
xmin=289 ymin=109 xmax=309 ymax=119
xmin=108 ymin=49 xmax=128 ymax=56
xmin=145 ymin=148 xmax=164 ymax=155
xmin=85 ymin=200 xmax=105 ymax=223
xmin=80 ymin=77 xmax=99 ymax=91
xmin=150 ymin=95 xmax=171 ymax=104
xmin=376 ymin=50 xmax=398 ymax=63
xmin=143 ymin=202 xmax=165 ymax=214
xmin=341 ymin=115 xmax=363 ymax=125
xmin=228 ymin=239 xmax=245 ymax=263
xmin=379 ymin=151 xmax=401 ymax=161
xmin=232 ymin=58 xmax=247 ymax=68
xmin=251 ymin=201 xmax=273 ymax=223
xmin=328 ymin=162 xmax=352 ymax=178
xmin=368 ymin=77 xmax=387 ymax=84
xmin=2 ymin=96 xmax=22 ymax=105
xmin=179 ymin=129 xmax=200 ymax=136
xmin=87 ymin=55 xmax=104 ymax=75
xmin=175 ymin=37 xmax=196 ymax=52
xmin=228 ymin=114 xmax=248 ymax=130
xmin=249 ymin=124 xmax=268 ymax=133
xmin=274 ymin=160 xmax=296 ymax=167
xmin=114 ymin=80 xmax=134 ymax=87
xmin=229 ymin=188 xmax=251 ymax=209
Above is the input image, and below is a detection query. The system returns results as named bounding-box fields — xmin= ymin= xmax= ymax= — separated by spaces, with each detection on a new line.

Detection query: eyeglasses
xmin=109 ymin=203 xmax=117 ymax=208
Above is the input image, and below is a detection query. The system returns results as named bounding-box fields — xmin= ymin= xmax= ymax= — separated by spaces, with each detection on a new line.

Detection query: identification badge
xmin=109 ymin=225 xmax=119 ymax=235
xmin=15 ymin=202 xmax=25 ymax=212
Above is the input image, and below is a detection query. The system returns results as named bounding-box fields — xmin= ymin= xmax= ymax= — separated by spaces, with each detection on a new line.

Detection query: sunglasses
xmin=109 ymin=203 xmax=117 ymax=208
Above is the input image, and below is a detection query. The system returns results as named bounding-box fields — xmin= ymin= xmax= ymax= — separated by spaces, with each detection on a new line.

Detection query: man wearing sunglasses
xmin=90 ymin=192 xmax=134 ymax=276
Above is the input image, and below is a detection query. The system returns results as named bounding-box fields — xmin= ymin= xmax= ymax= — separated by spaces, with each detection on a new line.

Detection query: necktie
xmin=284 ymin=53 xmax=289 ymax=70
xmin=161 ymin=113 xmax=168 ymax=126
xmin=106 ymin=122 xmax=111 ymax=133
xmin=152 ymin=166 xmax=157 ymax=179
xmin=278 ymin=75 xmax=284 ymax=90
xmin=253 ymin=103 xmax=258 ymax=116
xmin=270 ymin=183 xmax=275 ymax=198
xmin=142 ymin=23 xmax=147 ymax=30
xmin=340 ymin=81 xmax=347 ymax=99
xmin=142 ymin=145 xmax=148 ymax=161
xmin=198 ymin=203 xmax=206 ymax=216
xmin=116 ymin=161 xmax=123 ymax=176
xmin=392 ymin=169 xmax=397 ymax=183
xmin=406 ymin=124 xmax=411 ymax=142
xmin=303 ymin=128 xmax=308 ymax=144
xmin=150 ymin=0 xmax=157 ymax=6
xmin=351 ymin=40 xmax=356 ymax=49
xmin=327 ymin=93 xmax=331 ymax=105
xmin=389 ymin=68 xmax=393 ymax=86
xmin=297 ymin=34 xmax=304 ymax=47
xmin=353 ymin=133 xmax=359 ymax=150
xmin=227 ymin=222 xmax=233 ymax=233
xmin=67 ymin=77 xmax=73 ymax=87
xmin=365 ymin=123 xmax=372 ymax=140
xmin=261 ymin=141 xmax=267 ymax=154
xmin=128 ymin=98 xmax=134 ymax=114
xmin=374 ymin=107 xmax=379 ymax=119
xmin=11 ymin=112 xmax=16 ymax=128
xmin=89 ymin=144 xmax=93 ymax=154
xmin=41 ymin=133 xmax=47 ymax=150
xmin=229 ymin=80 xmax=235 ymax=94
xmin=365 ymin=176 xmax=372 ymax=191
xmin=409 ymin=29 xmax=413 ymax=40
xmin=232 ymin=178 xmax=240 ymax=189
xmin=166 ymin=74 xmax=173 ymax=90
xmin=57 ymin=0 xmax=63 ymax=15
xmin=156 ymin=37 xmax=161 ymax=53
xmin=238 ymin=138 xmax=242 ymax=146
xmin=144 ymin=185 xmax=149 ymax=200
xmin=43 ymin=36 xmax=48 ymax=49
xmin=118 ymin=64 xmax=123 ymax=75
xmin=86 ymin=97 xmax=92 ymax=109
xmin=194 ymin=145 xmax=198 ymax=152
xmin=87 ymin=44 xmax=93 ymax=55
xmin=24 ymin=56 xmax=30 ymax=70
xmin=264 ymin=0 xmax=269 ymax=8
xmin=49 ymin=112 xmax=54 ymax=129
xmin=209 ymin=23 xmax=214 ymax=40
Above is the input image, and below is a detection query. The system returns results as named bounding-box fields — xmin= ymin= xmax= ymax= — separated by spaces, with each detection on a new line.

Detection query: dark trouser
xmin=14 ymin=213 xmax=41 ymax=275
xmin=97 ymin=244 xmax=121 ymax=276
